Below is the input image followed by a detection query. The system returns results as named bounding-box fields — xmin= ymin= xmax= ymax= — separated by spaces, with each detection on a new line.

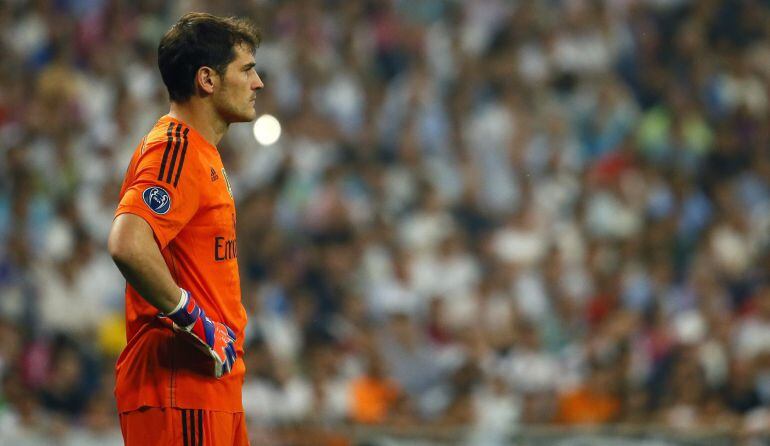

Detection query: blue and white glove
xmin=163 ymin=289 xmax=237 ymax=378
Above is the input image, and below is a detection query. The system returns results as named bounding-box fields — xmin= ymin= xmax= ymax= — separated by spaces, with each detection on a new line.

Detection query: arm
xmin=108 ymin=213 xmax=182 ymax=314
xmin=108 ymin=212 xmax=237 ymax=377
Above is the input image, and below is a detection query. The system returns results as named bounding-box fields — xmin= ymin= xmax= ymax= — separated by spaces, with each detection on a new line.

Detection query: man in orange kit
xmin=107 ymin=12 xmax=263 ymax=445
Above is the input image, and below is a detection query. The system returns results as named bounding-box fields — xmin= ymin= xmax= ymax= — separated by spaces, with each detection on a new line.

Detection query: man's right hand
xmin=163 ymin=289 xmax=237 ymax=378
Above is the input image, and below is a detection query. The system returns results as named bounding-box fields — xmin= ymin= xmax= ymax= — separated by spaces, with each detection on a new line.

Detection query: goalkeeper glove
xmin=163 ymin=288 xmax=237 ymax=378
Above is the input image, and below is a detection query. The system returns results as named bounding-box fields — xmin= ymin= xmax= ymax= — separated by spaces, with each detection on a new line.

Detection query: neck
xmin=168 ymin=99 xmax=228 ymax=146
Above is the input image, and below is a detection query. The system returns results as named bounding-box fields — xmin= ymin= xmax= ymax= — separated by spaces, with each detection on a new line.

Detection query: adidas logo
xmin=210 ymin=167 xmax=219 ymax=182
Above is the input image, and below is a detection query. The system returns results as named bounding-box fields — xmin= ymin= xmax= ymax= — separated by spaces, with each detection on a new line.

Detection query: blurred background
xmin=2 ymin=0 xmax=770 ymax=445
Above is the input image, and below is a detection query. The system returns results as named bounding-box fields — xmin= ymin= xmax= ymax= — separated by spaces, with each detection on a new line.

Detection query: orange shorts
xmin=119 ymin=407 xmax=249 ymax=446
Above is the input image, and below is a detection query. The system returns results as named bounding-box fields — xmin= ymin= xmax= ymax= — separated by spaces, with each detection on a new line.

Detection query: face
xmin=212 ymin=43 xmax=263 ymax=123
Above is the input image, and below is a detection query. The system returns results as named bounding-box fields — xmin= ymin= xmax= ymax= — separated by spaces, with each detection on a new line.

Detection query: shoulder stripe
xmin=156 ymin=122 xmax=175 ymax=181
xmin=172 ymin=127 xmax=190 ymax=187
xmin=165 ymin=124 xmax=184 ymax=184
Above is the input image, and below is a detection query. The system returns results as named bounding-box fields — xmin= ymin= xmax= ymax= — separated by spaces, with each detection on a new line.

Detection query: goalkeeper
xmin=108 ymin=12 xmax=263 ymax=446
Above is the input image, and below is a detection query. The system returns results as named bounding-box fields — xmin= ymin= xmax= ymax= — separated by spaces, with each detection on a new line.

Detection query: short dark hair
xmin=158 ymin=12 xmax=261 ymax=102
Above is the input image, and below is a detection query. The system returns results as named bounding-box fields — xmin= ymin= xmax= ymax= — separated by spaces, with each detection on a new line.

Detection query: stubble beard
xmin=215 ymin=84 xmax=255 ymax=123
xmin=218 ymin=99 xmax=254 ymax=124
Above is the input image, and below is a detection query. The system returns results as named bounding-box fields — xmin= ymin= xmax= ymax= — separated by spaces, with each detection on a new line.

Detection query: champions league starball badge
xmin=143 ymin=186 xmax=172 ymax=215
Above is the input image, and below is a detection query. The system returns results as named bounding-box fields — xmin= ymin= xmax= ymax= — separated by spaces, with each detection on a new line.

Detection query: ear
xmin=195 ymin=66 xmax=218 ymax=95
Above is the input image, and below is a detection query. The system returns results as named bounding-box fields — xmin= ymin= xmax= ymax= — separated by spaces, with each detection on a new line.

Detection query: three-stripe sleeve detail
xmin=165 ymin=124 xmax=183 ymax=184
xmin=157 ymin=122 xmax=176 ymax=181
xmin=157 ymin=123 xmax=190 ymax=188
xmin=173 ymin=128 xmax=190 ymax=187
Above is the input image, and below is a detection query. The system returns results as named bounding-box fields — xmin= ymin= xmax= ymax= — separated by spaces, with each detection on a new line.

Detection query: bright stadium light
xmin=253 ymin=114 xmax=281 ymax=146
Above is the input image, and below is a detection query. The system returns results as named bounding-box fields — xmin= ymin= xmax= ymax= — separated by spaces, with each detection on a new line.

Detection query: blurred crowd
xmin=2 ymin=0 xmax=770 ymax=444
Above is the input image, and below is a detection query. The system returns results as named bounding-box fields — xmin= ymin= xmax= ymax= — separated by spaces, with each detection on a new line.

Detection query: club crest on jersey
xmin=142 ymin=186 xmax=171 ymax=215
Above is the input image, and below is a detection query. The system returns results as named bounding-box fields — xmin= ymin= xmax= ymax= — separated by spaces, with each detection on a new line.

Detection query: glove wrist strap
xmin=167 ymin=288 xmax=189 ymax=316
xmin=166 ymin=288 xmax=197 ymax=331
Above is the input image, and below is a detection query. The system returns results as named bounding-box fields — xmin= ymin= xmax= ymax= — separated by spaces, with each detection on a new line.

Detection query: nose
xmin=252 ymin=73 xmax=264 ymax=91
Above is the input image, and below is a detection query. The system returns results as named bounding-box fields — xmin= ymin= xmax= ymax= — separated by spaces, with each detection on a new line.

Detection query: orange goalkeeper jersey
xmin=114 ymin=115 xmax=246 ymax=413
